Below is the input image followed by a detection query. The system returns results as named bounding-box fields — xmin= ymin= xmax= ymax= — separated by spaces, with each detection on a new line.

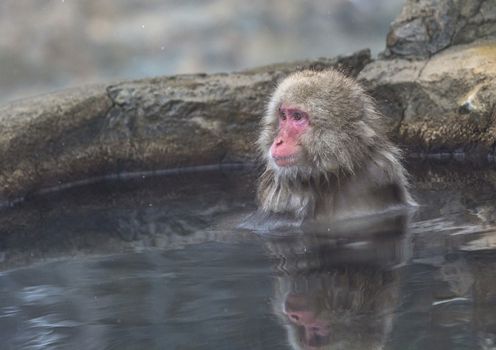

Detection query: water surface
xmin=1 ymin=162 xmax=496 ymax=350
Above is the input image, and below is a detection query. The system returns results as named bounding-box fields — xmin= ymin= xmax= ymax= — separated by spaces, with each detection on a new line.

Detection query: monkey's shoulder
xmin=327 ymin=159 xmax=414 ymax=220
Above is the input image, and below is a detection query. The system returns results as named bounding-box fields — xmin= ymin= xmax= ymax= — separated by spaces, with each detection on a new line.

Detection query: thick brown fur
xmin=257 ymin=69 xmax=415 ymax=222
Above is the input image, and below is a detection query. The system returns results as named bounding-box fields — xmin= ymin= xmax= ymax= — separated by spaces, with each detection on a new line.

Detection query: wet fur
xmin=257 ymin=69 xmax=415 ymax=222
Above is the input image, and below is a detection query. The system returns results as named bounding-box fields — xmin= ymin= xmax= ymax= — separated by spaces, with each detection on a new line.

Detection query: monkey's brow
xmin=281 ymin=107 xmax=305 ymax=114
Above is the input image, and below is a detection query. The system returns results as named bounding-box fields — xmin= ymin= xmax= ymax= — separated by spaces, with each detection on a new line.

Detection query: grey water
xmin=1 ymin=161 xmax=496 ymax=350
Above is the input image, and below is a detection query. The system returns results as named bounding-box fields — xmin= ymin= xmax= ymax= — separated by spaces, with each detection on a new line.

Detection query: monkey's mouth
xmin=273 ymin=155 xmax=298 ymax=167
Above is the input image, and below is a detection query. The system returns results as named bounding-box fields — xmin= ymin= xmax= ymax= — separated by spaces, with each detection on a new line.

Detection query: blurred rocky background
xmin=0 ymin=0 xmax=404 ymax=104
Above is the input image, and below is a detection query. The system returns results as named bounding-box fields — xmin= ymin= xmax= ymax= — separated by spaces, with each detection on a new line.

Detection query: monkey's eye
xmin=292 ymin=111 xmax=303 ymax=121
xmin=279 ymin=109 xmax=287 ymax=120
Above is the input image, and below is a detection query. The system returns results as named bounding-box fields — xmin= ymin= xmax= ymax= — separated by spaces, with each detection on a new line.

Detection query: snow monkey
xmin=256 ymin=69 xmax=415 ymax=224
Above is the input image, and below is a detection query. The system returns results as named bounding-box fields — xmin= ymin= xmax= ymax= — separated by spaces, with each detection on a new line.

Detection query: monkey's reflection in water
xmin=265 ymin=214 xmax=410 ymax=350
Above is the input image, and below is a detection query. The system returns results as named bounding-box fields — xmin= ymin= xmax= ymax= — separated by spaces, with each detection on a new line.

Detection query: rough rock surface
xmin=384 ymin=0 xmax=496 ymax=59
xmin=360 ymin=40 xmax=496 ymax=156
xmin=358 ymin=0 xmax=496 ymax=157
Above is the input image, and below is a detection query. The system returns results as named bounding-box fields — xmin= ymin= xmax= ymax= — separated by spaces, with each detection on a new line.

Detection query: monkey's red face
xmin=270 ymin=104 xmax=310 ymax=167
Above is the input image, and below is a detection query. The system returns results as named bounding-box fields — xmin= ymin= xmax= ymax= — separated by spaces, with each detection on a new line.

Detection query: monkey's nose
xmin=275 ymin=137 xmax=284 ymax=146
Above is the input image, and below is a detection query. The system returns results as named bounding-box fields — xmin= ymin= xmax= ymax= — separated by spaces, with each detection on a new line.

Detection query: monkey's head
xmin=259 ymin=69 xmax=383 ymax=178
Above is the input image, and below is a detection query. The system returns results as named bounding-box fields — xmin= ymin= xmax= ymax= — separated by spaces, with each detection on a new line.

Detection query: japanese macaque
xmin=257 ymin=69 xmax=415 ymax=224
